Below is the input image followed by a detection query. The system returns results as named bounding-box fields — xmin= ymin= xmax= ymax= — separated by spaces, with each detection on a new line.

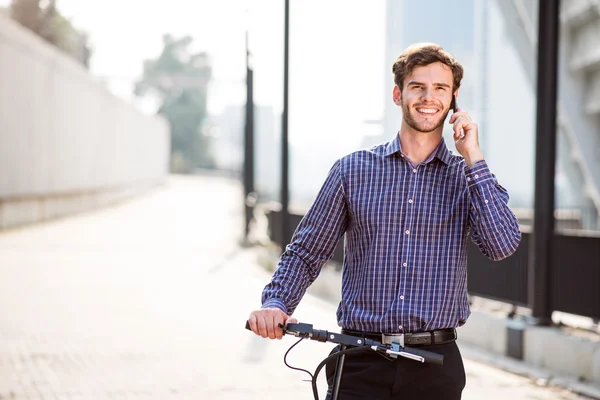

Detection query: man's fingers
xmin=257 ymin=316 xmax=269 ymax=338
xmin=248 ymin=314 xmax=258 ymax=335
xmin=275 ymin=315 xmax=296 ymax=340
xmin=247 ymin=309 xmax=295 ymax=340
xmin=453 ymin=116 xmax=471 ymax=139
xmin=453 ymin=119 xmax=466 ymax=139
xmin=275 ymin=314 xmax=285 ymax=340
xmin=449 ymin=110 xmax=463 ymax=124
xmin=449 ymin=109 xmax=468 ymax=124
xmin=267 ymin=314 xmax=277 ymax=339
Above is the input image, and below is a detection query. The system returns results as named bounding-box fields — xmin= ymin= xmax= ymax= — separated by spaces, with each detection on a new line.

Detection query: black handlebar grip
xmin=405 ymin=347 xmax=444 ymax=365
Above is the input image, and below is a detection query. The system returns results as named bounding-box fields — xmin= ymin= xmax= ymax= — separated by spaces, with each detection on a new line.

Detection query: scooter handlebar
xmin=245 ymin=320 xmax=444 ymax=365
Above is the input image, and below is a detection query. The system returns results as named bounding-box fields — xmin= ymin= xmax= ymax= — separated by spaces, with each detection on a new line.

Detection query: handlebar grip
xmin=404 ymin=347 xmax=444 ymax=365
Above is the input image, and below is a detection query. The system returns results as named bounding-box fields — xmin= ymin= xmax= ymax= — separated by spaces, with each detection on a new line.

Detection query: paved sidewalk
xmin=0 ymin=175 xmax=592 ymax=399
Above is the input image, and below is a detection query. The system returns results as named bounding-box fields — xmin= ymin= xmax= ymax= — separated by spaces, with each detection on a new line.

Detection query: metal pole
xmin=280 ymin=0 xmax=290 ymax=247
xmin=244 ymin=31 xmax=255 ymax=240
xmin=528 ymin=0 xmax=560 ymax=324
xmin=331 ymin=346 xmax=347 ymax=400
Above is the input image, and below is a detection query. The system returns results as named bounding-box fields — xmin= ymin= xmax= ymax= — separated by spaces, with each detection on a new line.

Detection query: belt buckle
xmin=381 ymin=333 xmax=404 ymax=347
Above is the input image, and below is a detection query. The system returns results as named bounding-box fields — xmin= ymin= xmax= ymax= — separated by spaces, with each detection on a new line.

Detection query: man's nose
xmin=420 ymin=88 xmax=435 ymax=102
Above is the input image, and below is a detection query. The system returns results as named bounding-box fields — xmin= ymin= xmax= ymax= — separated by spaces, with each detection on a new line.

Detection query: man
xmin=247 ymin=43 xmax=521 ymax=399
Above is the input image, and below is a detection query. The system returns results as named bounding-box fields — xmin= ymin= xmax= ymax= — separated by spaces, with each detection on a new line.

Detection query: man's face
xmin=396 ymin=62 xmax=455 ymax=133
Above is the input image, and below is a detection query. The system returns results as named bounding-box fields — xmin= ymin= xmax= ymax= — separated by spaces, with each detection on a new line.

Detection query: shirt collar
xmin=384 ymin=134 xmax=453 ymax=166
xmin=383 ymin=133 xmax=402 ymax=157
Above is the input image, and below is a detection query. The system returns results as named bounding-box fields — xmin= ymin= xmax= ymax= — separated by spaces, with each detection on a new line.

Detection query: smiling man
xmin=248 ymin=43 xmax=522 ymax=399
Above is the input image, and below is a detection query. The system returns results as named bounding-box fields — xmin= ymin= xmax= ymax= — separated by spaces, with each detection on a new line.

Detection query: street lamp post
xmin=244 ymin=31 xmax=256 ymax=240
xmin=528 ymin=0 xmax=560 ymax=325
xmin=280 ymin=0 xmax=290 ymax=247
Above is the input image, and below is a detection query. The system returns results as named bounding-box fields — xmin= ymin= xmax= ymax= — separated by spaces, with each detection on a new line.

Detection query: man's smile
xmin=415 ymin=106 xmax=440 ymax=117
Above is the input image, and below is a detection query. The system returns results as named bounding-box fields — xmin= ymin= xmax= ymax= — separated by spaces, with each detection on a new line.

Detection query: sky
xmin=2 ymin=0 xmax=386 ymax=151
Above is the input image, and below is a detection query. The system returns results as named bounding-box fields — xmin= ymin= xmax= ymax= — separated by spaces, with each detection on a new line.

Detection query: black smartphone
xmin=450 ymin=94 xmax=457 ymax=113
xmin=451 ymin=95 xmax=465 ymax=140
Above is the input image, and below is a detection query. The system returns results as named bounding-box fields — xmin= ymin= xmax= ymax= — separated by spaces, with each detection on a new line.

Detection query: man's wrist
xmin=463 ymin=150 xmax=485 ymax=168
xmin=261 ymin=299 xmax=288 ymax=314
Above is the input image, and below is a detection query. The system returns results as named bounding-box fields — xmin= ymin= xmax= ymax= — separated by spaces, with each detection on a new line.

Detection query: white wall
xmin=0 ymin=15 xmax=170 ymax=227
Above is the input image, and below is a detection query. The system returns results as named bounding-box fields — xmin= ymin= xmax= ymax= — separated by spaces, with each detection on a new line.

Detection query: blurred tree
xmin=9 ymin=0 xmax=91 ymax=67
xmin=135 ymin=34 xmax=213 ymax=173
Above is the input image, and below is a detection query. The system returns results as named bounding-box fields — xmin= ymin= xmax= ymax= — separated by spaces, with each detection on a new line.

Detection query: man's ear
xmin=393 ymin=85 xmax=402 ymax=106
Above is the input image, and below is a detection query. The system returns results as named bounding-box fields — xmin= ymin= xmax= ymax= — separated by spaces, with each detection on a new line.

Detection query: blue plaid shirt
xmin=262 ymin=135 xmax=521 ymax=333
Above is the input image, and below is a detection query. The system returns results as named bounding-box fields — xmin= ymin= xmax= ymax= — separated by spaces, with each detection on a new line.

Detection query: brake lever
xmin=280 ymin=322 xmax=314 ymax=336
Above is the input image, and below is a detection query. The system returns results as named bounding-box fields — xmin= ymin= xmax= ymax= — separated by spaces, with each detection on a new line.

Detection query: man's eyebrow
xmin=406 ymin=81 xmax=451 ymax=88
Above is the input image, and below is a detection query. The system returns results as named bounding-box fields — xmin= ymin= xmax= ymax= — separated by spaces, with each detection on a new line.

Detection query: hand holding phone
xmin=448 ymin=96 xmax=484 ymax=166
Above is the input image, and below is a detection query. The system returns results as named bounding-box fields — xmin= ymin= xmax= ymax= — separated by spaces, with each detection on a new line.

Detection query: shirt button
xmin=474 ymin=174 xmax=479 ymax=178
xmin=413 ymin=169 xmax=417 ymax=173
xmin=405 ymin=230 xmax=410 ymax=235
xmin=399 ymin=325 xmax=403 ymax=331
xmin=402 ymin=262 xmax=407 ymax=267
xmin=467 ymin=177 xmax=471 ymax=181
xmin=400 ymin=295 xmax=405 ymax=300
xmin=484 ymin=199 xmax=489 ymax=204
xmin=408 ymin=199 xmax=413 ymax=204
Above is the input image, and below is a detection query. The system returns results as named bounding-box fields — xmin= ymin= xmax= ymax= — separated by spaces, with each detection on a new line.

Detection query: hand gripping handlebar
xmin=245 ymin=321 xmax=443 ymax=365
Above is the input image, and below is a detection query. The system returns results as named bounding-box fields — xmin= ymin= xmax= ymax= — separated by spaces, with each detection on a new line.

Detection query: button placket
xmin=400 ymin=162 xmax=417 ymax=328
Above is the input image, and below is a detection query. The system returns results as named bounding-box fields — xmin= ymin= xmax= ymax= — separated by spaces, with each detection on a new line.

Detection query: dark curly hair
xmin=392 ymin=43 xmax=464 ymax=91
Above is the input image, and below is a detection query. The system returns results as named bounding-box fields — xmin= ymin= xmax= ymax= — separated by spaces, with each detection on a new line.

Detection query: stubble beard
xmin=402 ymin=101 xmax=450 ymax=133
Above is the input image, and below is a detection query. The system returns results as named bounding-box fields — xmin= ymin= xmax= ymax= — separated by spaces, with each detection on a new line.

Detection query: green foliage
xmin=10 ymin=0 xmax=91 ymax=67
xmin=135 ymin=35 xmax=213 ymax=173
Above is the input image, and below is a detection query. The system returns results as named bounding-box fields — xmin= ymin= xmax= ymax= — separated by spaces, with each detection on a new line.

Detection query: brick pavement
xmin=0 ymin=175 xmax=591 ymax=399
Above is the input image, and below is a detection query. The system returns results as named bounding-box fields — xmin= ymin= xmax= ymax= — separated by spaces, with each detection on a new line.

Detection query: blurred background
xmin=0 ymin=0 xmax=599 ymax=399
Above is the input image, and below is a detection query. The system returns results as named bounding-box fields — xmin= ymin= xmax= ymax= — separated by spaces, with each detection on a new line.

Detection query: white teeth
xmin=416 ymin=108 xmax=437 ymax=114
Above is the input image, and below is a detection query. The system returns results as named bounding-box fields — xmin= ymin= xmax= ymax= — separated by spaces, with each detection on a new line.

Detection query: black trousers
xmin=325 ymin=342 xmax=466 ymax=400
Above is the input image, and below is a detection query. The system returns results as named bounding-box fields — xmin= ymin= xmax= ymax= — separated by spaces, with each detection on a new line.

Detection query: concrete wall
xmin=0 ymin=15 xmax=170 ymax=229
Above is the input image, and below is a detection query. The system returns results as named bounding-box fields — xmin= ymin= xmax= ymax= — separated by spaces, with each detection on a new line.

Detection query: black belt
xmin=341 ymin=328 xmax=457 ymax=347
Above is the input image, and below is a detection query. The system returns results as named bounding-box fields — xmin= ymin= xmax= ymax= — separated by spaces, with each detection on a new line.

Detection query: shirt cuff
xmin=464 ymin=160 xmax=495 ymax=188
xmin=262 ymin=299 xmax=288 ymax=314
